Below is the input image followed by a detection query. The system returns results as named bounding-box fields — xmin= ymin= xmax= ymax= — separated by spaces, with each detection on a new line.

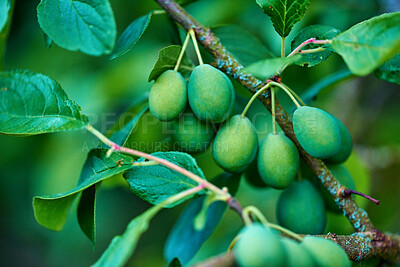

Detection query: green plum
xmin=301 ymin=236 xmax=351 ymax=267
xmin=170 ymin=111 xmax=215 ymax=153
xmin=244 ymin=156 xmax=268 ymax=188
xmin=149 ymin=70 xmax=187 ymax=121
xmin=277 ymin=180 xmax=326 ymax=234
xmin=234 ymin=224 xmax=286 ymax=267
xmin=293 ymin=106 xmax=341 ymax=159
xmin=258 ymin=133 xmax=299 ymax=189
xmin=281 ymin=238 xmax=314 ymax=267
xmin=327 ymin=118 xmax=353 ymax=163
xmin=213 ymin=115 xmax=258 ymax=173
xmin=188 ymin=64 xmax=234 ymax=123
xmin=320 ymin=164 xmax=356 ymax=212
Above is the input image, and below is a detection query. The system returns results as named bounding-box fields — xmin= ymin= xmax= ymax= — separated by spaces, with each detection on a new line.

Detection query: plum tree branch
xmin=155 ymin=0 xmax=400 ymax=263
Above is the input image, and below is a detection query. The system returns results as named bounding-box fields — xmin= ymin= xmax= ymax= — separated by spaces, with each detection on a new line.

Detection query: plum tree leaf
xmin=33 ymin=149 xmax=133 ymax=231
xmin=242 ymin=54 xmax=301 ymax=80
xmin=0 ymin=70 xmax=88 ymax=135
xmin=332 ymin=12 xmax=400 ymax=76
xmin=37 ymin=0 xmax=116 ymax=56
xmin=124 ymin=151 xmax=205 ymax=207
xmin=0 ymin=0 xmax=10 ymax=32
xmin=256 ymin=0 xmax=310 ymax=37
xmin=375 ymin=54 xmax=400 ymax=85
xmin=291 ymin=25 xmax=341 ymax=67
xmin=213 ymin=25 xmax=274 ymax=66
xmin=77 ymin=183 xmax=99 ymax=249
xmin=164 ymin=173 xmax=240 ymax=265
xmin=76 ymin=104 xmax=148 ymax=245
xmin=93 ymin=203 xmax=162 ymax=267
xmin=148 ymin=45 xmax=194 ymax=81
xmin=110 ymin=12 xmax=152 ymax=60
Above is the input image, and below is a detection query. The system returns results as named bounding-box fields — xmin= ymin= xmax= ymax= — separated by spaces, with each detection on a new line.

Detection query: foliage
xmin=0 ymin=0 xmax=399 ymax=266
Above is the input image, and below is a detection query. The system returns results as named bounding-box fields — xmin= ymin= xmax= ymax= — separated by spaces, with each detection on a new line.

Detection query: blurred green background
xmin=0 ymin=0 xmax=399 ymax=266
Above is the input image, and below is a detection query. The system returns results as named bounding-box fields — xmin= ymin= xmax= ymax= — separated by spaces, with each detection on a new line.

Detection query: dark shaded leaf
xmin=0 ymin=70 xmax=88 ymax=135
xmin=93 ymin=204 xmax=162 ymax=267
xmin=213 ymin=25 xmax=274 ymax=66
xmin=33 ymin=149 xmax=133 ymax=231
xmin=110 ymin=12 xmax=152 ymax=60
xmin=242 ymin=54 xmax=301 ymax=80
xmin=124 ymin=151 xmax=205 ymax=207
xmin=77 ymin=184 xmax=99 ymax=249
xmin=164 ymin=173 xmax=241 ymax=265
xmin=291 ymin=25 xmax=340 ymax=67
xmin=375 ymin=54 xmax=400 ymax=85
xmin=148 ymin=45 xmax=194 ymax=81
xmin=301 ymin=70 xmax=354 ymax=104
xmin=256 ymin=0 xmax=310 ymax=37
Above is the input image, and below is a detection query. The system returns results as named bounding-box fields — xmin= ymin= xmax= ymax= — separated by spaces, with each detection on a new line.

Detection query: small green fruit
xmin=244 ymin=156 xmax=268 ymax=188
xmin=277 ymin=180 xmax=326 ymax=234
xmin=149 ymin=70 xmax=187 ymax=121
xmin=320 ymin=164 xmax=356 ymax=212
xmin=258 ymin=133 xmax=299 ymax=189
xmin=327 ymin=118 xmax=353 ymax=163
xmin=188 ymin=64 xmax=235 ymax=123
xmin=281 ymin=238 xmax=314 ymax=267
xmin=171 ymin=112 xmax=215 ymax=153
xmin=213 ymin=115 xmax=258 ymax=173
xmin=234 ymin=224 xmax=286 ymax=267
xmin=301 ymin=236 xmax=351 ymax=267
xmin=293 ymin=106 xmax=341 ymax=159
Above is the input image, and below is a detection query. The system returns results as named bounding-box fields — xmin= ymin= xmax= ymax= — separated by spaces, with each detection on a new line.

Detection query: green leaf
xmin=76 ymin=104 xmax=148 ymax=245
xmin=167 ymin=258 xmax=182 ymax=267
xmin=291 ymin=25 xmax=340 ymax=67
xmin=110 ymin=12 xmax=152 ymax=60
xmin=33 ymin=149 xmax=133 ymax=231
xmin=124 ymin=151 xmax=205 ymax=207
xmin=164 ymin=173 xmax=240 ymax=265
xmin=375 ymin=54 xmax=400 ymax=85
xmin=212 ymin=25 xmax=274 ymax=66
xmin=148 ymin=45 xmax=194 ymax=82
xmin=176 ymin=0 xmax=197 ymax=5
xmin=301 ymin=70 xmax=354 ymax=104
xmin=0 ymin=0 xmax=10 ymax=32
xmin=242 ymin=54 xmax=301 ymax=80
xmin=256 ymin=0 xmax=310 ymax=37
xmin=93 ymin=203 xmax=162 ymax=267
xmin=332 ymin=12 xmax=400 ymax=76
xmin=77 ymin=184 xmax=99 ymax=249
xmin=0 ymin=70 xmax=88 ymax=135
xmin=37 ymin=0 xmax=116 ymax=56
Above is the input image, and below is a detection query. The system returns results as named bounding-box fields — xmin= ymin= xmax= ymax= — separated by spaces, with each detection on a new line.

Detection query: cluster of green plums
xmin=150 ymin=62 xmax=355 ymax=236
xmin=234 ymin=223 xmax=351 ymax=267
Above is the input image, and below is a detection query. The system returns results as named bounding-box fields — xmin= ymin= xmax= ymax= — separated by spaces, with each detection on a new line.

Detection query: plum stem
xmin=189 ymin=29 xmax=204 ymax=65
xmin=174 ymin=29 xmax=192 ymax=72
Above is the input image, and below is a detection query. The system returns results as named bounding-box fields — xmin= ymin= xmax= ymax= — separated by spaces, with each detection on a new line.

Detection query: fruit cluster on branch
xmin=155 ymin=0 xmax=400 ymax=264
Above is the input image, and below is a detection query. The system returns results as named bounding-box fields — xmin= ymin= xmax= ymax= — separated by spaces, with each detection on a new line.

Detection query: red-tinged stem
xmin=287 ymin=38 xmax=332 ymax=57
xmin=343 ymin=189 xmax=381 ymax=205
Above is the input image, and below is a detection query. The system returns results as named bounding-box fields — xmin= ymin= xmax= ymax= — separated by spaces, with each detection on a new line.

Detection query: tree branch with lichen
xmin=154 ymin=0 xmax=400 ymax=264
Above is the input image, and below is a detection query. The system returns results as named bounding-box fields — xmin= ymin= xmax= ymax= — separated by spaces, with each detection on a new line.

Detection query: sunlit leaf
xmin=0 ymin=70 xmax=88 ymax=135
xmin=332 ymin=12 xmax=400 ymax=76
xmin=37 ymin=0 xmax=116 ymax=56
